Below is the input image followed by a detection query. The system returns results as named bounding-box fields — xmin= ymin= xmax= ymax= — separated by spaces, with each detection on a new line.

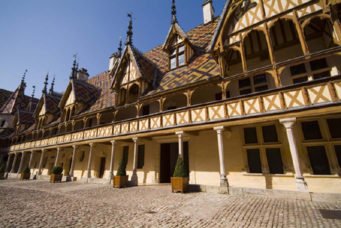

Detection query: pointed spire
xmin=49 ymin=76 xmax=55 ymax=94
xmin=31 ymin=86 xmax=36 ymax=99
xmin=118 ymin=38 xmax=123 ymax=57
xmin=125 ymin=13 xmax=133 ymax=46
xmin=171 ymin=0 xmax=178 ymax=24
xmin=20 ymin=69 xmax=28 ymax=88
xmin=42 ymin=73 xmax=49 ymax=94
xmin=70 ymin=54 xmax=78 ymax=80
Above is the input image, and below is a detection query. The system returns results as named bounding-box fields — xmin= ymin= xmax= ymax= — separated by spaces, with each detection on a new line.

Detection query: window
xmin=262 ymin=125 xmax=278 ymax=143
xmin=310 ymin=58 xmax=330 ymax=80
xmin=137 ymin=145 xmax=145 ymax=169
xmin=243 ymin=125 xmax=283 ymax=174
xmin=290 ymin=63 xmax=308 ymax=84
xmin=142 ymin=105 xmax=150 ymax=116
xmin=307 ymin=146 xmax=331 ymax=175
xmin=170 ymin=44 xmax=186 ymax=70
xmin=290 ymin=58 xmax=330 ymax=84
xmin=335 ymin=145 xmax=341 ymax=167
xmin=244 ymin=127 xmax=258 ymax=144
xmin=247 ymin=149 xmax=262 ymax=173
xmin=266 ymin=148 xmax=284 ymax=174
xmin=123 ymin=146 xmax=129 ymax=164
xmin=301 ymin=121 xmax=322 ymax=140
xmin=238 ymin=74 xmax=268 ymax=95
xmin=327 ymin=118 xmax=341 ymax=139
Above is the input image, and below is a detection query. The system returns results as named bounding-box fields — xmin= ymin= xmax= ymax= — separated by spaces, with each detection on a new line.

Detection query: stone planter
xmin=20 ymin=173 xmax=30 ymax=180
xmin=171 ymin=177 xmax=189 ymax=193
xmin=113 ymin=175 xmax=128 ymax=188
xmin=50 ymin=174 xmax=62 ymax=183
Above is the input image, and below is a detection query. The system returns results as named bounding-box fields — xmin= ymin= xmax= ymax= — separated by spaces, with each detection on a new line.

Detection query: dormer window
xmin=170 ymin=44 xmax=186 ymax=70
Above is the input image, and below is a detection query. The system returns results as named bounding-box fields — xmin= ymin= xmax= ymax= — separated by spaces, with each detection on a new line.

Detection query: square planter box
xmin=20 ymin=173 xmax=30 ymax=180
xmin=50 ymin=174 xmax=63 ymax=183
xmin=171 ymin=177 xmax=189 ymax=193
xmin=113 ymin=175 xmax=128 ymax=188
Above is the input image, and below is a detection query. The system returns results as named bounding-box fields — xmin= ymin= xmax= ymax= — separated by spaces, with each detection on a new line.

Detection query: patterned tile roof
xmin=0 ymin=89 xmax=12 ymax=108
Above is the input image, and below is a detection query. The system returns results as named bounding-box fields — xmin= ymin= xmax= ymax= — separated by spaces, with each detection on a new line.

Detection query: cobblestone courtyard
xmin=0 ymin=180 xmax=340 ymax=227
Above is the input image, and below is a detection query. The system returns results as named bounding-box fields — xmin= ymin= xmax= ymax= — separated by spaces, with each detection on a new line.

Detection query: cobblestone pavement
xmin=0 ymin=179 xmax=340 ymax=228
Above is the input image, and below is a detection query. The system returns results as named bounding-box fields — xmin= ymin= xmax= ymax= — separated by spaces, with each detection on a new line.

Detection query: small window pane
xmin=254 ymin=85 xmax=268 ymax=92
xmin=327 ymin=119 xmax=341 ymax=139
xmin=215 ymin=93 xmax=222 ymax=101
xmin=262 ymin=125 xmax=278 ymax=143
xmin=301 ymin=121 xmax=322 ymax=140
xmin=335 ymin=145 xmax=341 ymax=167
xmin=239 ymin=78 xmax=251 ymax=88
xmin=266 ymin=148 xmax=284 ymax=174
xmin=310 ymin=58 xmax=328 ymax=71
xmin=178 ymin=45 xmax=185 ymax=53
xmin=240 ymin=89 xmax=252 ymax=95
xmin=247 ymin=149 xmax=262 ymax=173
xmin=142 ymin=105 xmax=150 ymax=116
xmin=137 ymin=145 xmax=145 ymax=169
xmin=244 ymin=127 xmax=258 ymax=144
xmin=178 ymin=53 xmax=185 ymax=66
xmin=313 ymin=71 xmax=330 ymax=80
xmin=293 ymin=76 xmax=308 ymax=84
xmin=290 ymin=64 xmax=306 ymax=75
xmin=253 ymin=74 xmax=267 ymax=85
xmin=307 ymin=146 xmax=330 ymax=175
xmin=170 ymin=57 xmax=176 ymax=70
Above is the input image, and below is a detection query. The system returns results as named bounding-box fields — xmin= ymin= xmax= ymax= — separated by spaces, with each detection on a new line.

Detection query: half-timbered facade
xmin=2 ymin=0 xmax=341 ymax=194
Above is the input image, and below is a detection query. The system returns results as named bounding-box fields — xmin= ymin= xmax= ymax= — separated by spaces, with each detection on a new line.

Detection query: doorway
xmin=159 ymin=142 xmax=189 ymax=183
xmin=99 ymin=157 xmax=106 ymax=178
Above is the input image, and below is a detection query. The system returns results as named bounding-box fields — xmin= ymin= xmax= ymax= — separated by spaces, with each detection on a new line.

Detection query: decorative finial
xmin=118 ymin=37 xmax=122 ymax=57
xmin=31 ymin=85 xmax=36 ymax=98
xmin=21 ymin=69 xmax=28 ymax=85
xmin=42 ymin=73 xmax=49 ymax=94
xmin=70 ymin=54 xmax=78 ymax=80
xmin=49 ymin=76 xmax=55 ymax=94
xmin=125 ymin=13 xmax=133 ymax=45
xmin=171 ymin=0 xmax=177 ymax=24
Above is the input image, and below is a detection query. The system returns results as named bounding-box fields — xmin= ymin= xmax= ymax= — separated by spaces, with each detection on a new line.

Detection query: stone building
xmin=2 ymin=0 xmax=341 ymax=194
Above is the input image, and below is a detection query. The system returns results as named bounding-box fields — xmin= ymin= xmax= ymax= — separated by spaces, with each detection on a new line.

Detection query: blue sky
xmin=0 ymin=0 xmax=225 ymax=97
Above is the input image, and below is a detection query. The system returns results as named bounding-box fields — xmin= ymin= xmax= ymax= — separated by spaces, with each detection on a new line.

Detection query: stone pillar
xmin=38 ymin=150 xmax=45 ymax=175
xmin=87 ymin=143 xmax=94 ymax=180
xmin=10 ymin=153 xmax=18 ymax=173
xmin=131 ymin=138 xmax=138 ymax=186
xmin=176 ymin=131 xmax=184 ymax=158
xmin=17 ymin=152 xmax=25 ymax=174
xmin=109 ymin=140 xmax=116 ymax=183
xmin=214 ymin=126 xmax=229 ymax=187
xmin=54 ymin=148 xmax=60 ymax=167
xmin=28 ymin=151 xmax=34 ymax=169
xmin=280 ymin=118 xmax=308 ymax=191
xmin=70 ymin=145 xmax=77 ymax=178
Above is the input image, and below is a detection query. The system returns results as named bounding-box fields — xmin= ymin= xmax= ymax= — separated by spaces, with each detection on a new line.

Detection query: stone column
xmin=38 ymin=150 xmax=45 ymax=175
xmin=176 ymin=131 xmax=184 ymax=158
xmin=10 ymin=153 xmax=18 ymax=173
xmin=54 ymin=148 xmax=60 ymax=167
xmin=280 ymin=118 xmax=308 ymax=191
xmin=28 ymin=151 xmax=34 ymax=169
xmin=214 ymin=126 xmax=229 ymax=187
xmin=87 ymin=143 xmax=94 ymax=180
xmin=17 ymin=152 xmax=25 ymax=174
xmin=131 ymin=138 xmax=138 ymax=186
xmin=69 ymin=145 xmax=77 ymax=178
xmin=109 ymin=140 xmax=116 ymax=183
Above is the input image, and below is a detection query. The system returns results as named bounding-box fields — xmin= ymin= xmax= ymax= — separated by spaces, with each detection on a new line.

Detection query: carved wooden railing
xmin=10 ymin=77 xmax=341 ymax=152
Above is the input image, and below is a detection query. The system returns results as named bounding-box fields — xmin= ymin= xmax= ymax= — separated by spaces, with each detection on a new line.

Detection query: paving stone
xmin=0 ymin=179 xmax=340 ymax=227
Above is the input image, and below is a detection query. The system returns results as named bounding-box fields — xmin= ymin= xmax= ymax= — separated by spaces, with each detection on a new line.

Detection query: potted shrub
xmin=171 ymin=156 xmax=189 ymax=193
xmin=113 ymin=155 xmax=128 ymax=188
xmin=50 ymin=166 xmax=63 ymax=183
xmin=0 ymin=163 xmax=5 ymax=180
xmin=20 ymin=167 xmax=31 ymax=180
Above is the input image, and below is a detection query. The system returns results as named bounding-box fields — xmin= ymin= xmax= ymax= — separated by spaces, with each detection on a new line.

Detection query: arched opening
xmin=139 ymin=101 xmax=160 ymax=116
xmin=163 ymin=93 xmax=187 ymax=111
xmin=224 ymin=48 xmax=243 ymax=76
xmin=127 ymin=84 xmax=139 ymax=103
xmin=116 ymin=106 xmax=137 ymax=121
xmin=118 ymin=88 xmax=127 ymax=106
xmin=243 ymin=30 xmax=271 ymax=71
xmin=270 ymin=19 xmax=304 ymax=62
xmin=191 ymin=84 xmax=222 ymax=105
xmin=304 ymin=17 xmax=337 ymax=53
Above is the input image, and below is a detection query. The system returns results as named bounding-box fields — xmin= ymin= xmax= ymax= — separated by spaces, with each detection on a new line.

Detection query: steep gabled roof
xmin=0 ymin=89 xmax=12 ymax=108
xmin=16 ymin=109 xmax=34 ymax=125
xmin=34 ymin=92 xmax=62 ymax=118
xmin=163 ymin=22 xmax=190 ymax=50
